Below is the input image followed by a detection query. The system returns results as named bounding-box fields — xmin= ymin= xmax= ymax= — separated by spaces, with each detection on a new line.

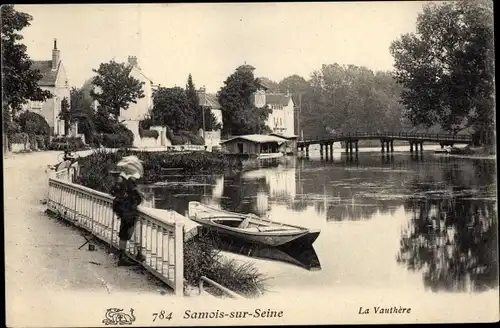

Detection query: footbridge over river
xmin=297 ymin=132 xmax=472 ymax=157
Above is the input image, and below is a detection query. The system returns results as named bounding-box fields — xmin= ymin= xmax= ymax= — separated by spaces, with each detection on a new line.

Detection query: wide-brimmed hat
xmin=116 ymin=155 xmax=144 ymax=179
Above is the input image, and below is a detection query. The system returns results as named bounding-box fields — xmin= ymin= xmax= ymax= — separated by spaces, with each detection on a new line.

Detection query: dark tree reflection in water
xmin=398 ymin=159 xmax=498 ymax=292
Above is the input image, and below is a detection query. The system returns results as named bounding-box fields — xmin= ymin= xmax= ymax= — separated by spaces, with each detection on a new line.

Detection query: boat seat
xmin=238 ymin=217 xmax=251 ymax=229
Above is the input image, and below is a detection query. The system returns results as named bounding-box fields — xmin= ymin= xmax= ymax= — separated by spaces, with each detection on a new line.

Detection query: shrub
xmin=28 ymin=134 xmax=37 ymax=150
xmin=35 ymin=135 xmax=49 ymax=150
xmin=97 ymin=124 xmax=134 ymax=148
xmin=18 ymin=111 xmax=51 ymax=135
xmin=184 ymin=233 xmax=267 ymax=297
xmin=139 ymin=117 xmax=154 ymax=130
xmin=139 ymin=127 xmax=159 ymax=139
xmin=10 ymin=132 xmax=28 ymax=144
xmin=76 ymin=149 xmax=242 ymax=190
xmin=178 ymin=130 xmax=204 ymax=145
xmin=74 ymin=149 xmax=125 ymax=192
xmin=165 ymin=126 xmax=205 ymax=145
xmin=48 ymin=136 xmax=87 ymax=150
xmin=101 ymin=133 xmax=132 ymax=148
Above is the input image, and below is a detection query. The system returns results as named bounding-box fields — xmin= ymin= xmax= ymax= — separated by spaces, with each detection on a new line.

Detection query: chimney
xmin=52 ymin=38 xmax=60 ymax=70
xmin=128 ymin=56 xmax=139 ymax=68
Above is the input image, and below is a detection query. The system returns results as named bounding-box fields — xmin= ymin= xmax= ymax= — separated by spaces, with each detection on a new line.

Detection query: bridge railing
xmin=302 ymin=132 xmax=472 ymax=143
xmin=47 ymin=174 xmax=184 ymax=296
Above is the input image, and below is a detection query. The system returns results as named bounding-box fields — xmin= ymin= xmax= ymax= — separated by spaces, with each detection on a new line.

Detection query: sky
xmin=17 ymin=2 xmax=428 ymax=94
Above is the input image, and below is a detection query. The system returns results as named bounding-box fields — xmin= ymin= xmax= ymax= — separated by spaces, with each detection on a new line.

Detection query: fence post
xmin=174 ymin=220 xmax=184 ymax=296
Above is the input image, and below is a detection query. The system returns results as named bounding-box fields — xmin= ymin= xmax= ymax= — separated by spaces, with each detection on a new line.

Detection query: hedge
xmin=8 ymin=132 xmax=49 ymax=151
xmin=165 ymin=126 xmax=205 ymax=145
xmin=139 ymin=127 xmax=159 ymax=139
xmin=48 ymin=136 xmax=87 ymax=150
xmin=18 ymin=111 xmax=51 ymax=136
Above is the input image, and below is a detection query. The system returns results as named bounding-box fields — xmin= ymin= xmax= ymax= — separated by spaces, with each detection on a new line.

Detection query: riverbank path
xmin=4 ymin=150 xmax=172 ymax=324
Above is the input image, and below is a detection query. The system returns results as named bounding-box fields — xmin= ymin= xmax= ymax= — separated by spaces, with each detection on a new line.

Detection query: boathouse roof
xmin=221 ymin=134 xmax=287 ymax=144
xmin=269 ymin=133 xmax=298 ymax=140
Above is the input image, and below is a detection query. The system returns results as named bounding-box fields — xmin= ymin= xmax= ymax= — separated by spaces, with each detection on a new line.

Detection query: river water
xmin=144 ymin=146 xmax=498 ymax=296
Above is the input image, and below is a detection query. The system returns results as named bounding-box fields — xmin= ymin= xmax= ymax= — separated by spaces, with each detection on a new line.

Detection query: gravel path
xmin=5 ymin=151 xmax=171 ymax=319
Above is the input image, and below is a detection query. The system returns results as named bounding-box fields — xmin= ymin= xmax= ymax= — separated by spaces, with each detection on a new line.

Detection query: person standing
xmin=110 ymin=156 xmax=144 ymax=266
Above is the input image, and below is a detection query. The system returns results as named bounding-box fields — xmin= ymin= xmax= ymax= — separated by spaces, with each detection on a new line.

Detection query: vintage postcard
xmin=3 ymin=1 xmax=498 ymax=327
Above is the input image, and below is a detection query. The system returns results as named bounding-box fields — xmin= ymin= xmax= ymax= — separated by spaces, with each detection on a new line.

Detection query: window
xmin=31 ymin=101 xmax=43 ymax=110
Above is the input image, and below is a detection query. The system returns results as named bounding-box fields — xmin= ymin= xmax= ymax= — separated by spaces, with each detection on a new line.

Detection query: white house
xmin=24 ymin=39 xmax=71 ymax=136
xmin=235 ymin=63 xmax=295 ymax=137
xmin=253 ymin=85 xmax=295 ymax=137
xmin=91 ymin=56 xmax=164 ymax=147
xmin=196 ymin=86 xmax=223 ymax=129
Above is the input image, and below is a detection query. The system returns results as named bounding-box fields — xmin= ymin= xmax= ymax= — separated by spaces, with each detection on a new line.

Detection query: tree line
xmin=3 ymin=1 xmax=495 ymax=146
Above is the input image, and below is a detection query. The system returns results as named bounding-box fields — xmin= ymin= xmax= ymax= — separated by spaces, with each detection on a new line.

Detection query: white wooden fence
xmin=47 ymin=170 xmax=184 ymax=296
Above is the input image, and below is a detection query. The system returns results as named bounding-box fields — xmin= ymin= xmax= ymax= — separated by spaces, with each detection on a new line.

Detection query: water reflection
xmin=398 ymin=159 xmax=498 ymax=292
xmin=201 ymin=230 xmax=321 ymax=271
xmin=147 ymin=152 xmax=497 ymax=293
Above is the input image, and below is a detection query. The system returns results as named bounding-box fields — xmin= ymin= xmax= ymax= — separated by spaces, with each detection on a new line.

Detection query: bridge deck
xmin=298 ymin=132 xmax=471 ymax=145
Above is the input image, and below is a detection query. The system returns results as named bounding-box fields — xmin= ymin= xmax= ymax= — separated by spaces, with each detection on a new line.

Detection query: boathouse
xmin=221 ymin=134 xmax=286 ymax=157
xmin=270 ymin=133 xmax=298 ymax=155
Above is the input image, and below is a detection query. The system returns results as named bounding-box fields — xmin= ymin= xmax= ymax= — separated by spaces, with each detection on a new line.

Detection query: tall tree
xmin=150 ymin=87 xmax=192 ymax=133
xmin=390 ymin=0 xmax=494 ymax=144
xmin=1 ymin=5 xmax=52 ymax=119
xmin=300 ymin=63 xmax=406 ymax=139
xmin=218 ymin=67 xmax=272 ymax=136
xmin=70 ymin=87 xmax=96 ymax=143
xmin=90 ymin=60 xmax=145 ymax=121
xmin=185 ymin=73 xmax=202 ymax=131
xmin=256 ymin=77 xmax=279 ymax=92
xmin=58 ymin=97 xmax=71 ymax=135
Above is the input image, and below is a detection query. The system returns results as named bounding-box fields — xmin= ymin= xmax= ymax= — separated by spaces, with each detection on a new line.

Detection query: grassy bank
xmin=74 ymin=149 xmax=266 ymax=297
xmin=448 ymin=145 xmax=496 ymax=157
xmin=75 ymin=149 xmax=242 ymax=193
xmin=185 ymin=234 xmax=267 ymax=298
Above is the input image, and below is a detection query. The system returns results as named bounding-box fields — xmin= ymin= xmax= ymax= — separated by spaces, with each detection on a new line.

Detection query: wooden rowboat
xmin=188 ymin=201 xmax=320 ymax=247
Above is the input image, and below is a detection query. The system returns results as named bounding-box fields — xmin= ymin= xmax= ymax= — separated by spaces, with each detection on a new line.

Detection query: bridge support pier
xmin=419 ymin=142 xmax=423 ymax=152
xmin=320 ymin=144 xmax=324 ymax=158
xmin=349 ymin=141 xmax=354 ymax=154
xmin=305 ymin=145 xmax=309 ymax=157
xmin=381 ymin=140 xmax=385 ymax=153
xmin=390 ymin=140 xmax=394 ymax=152
xmin=354 ymin=140 xmax=358 ymax=154
xmin=410 ymin=142 xmax=414 ymax=153
xmin=329 ymin=143 xmax=333 ymax=158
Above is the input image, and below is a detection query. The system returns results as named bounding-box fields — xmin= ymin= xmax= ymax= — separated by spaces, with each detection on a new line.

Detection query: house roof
xmin=266 ymin=93 xmax=291 ymax=106
xmin=198 ymin=93 xmax=221 ymax=109
xmin=269 ymin=133 xmax=298 ymax=140
xmin=31 ymin=60 xmax=59 ymax=86
xmin=131 ymin=66 xmax=154 ymax=84
xmin=221 ymin=134 xmax=287 ymax=144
